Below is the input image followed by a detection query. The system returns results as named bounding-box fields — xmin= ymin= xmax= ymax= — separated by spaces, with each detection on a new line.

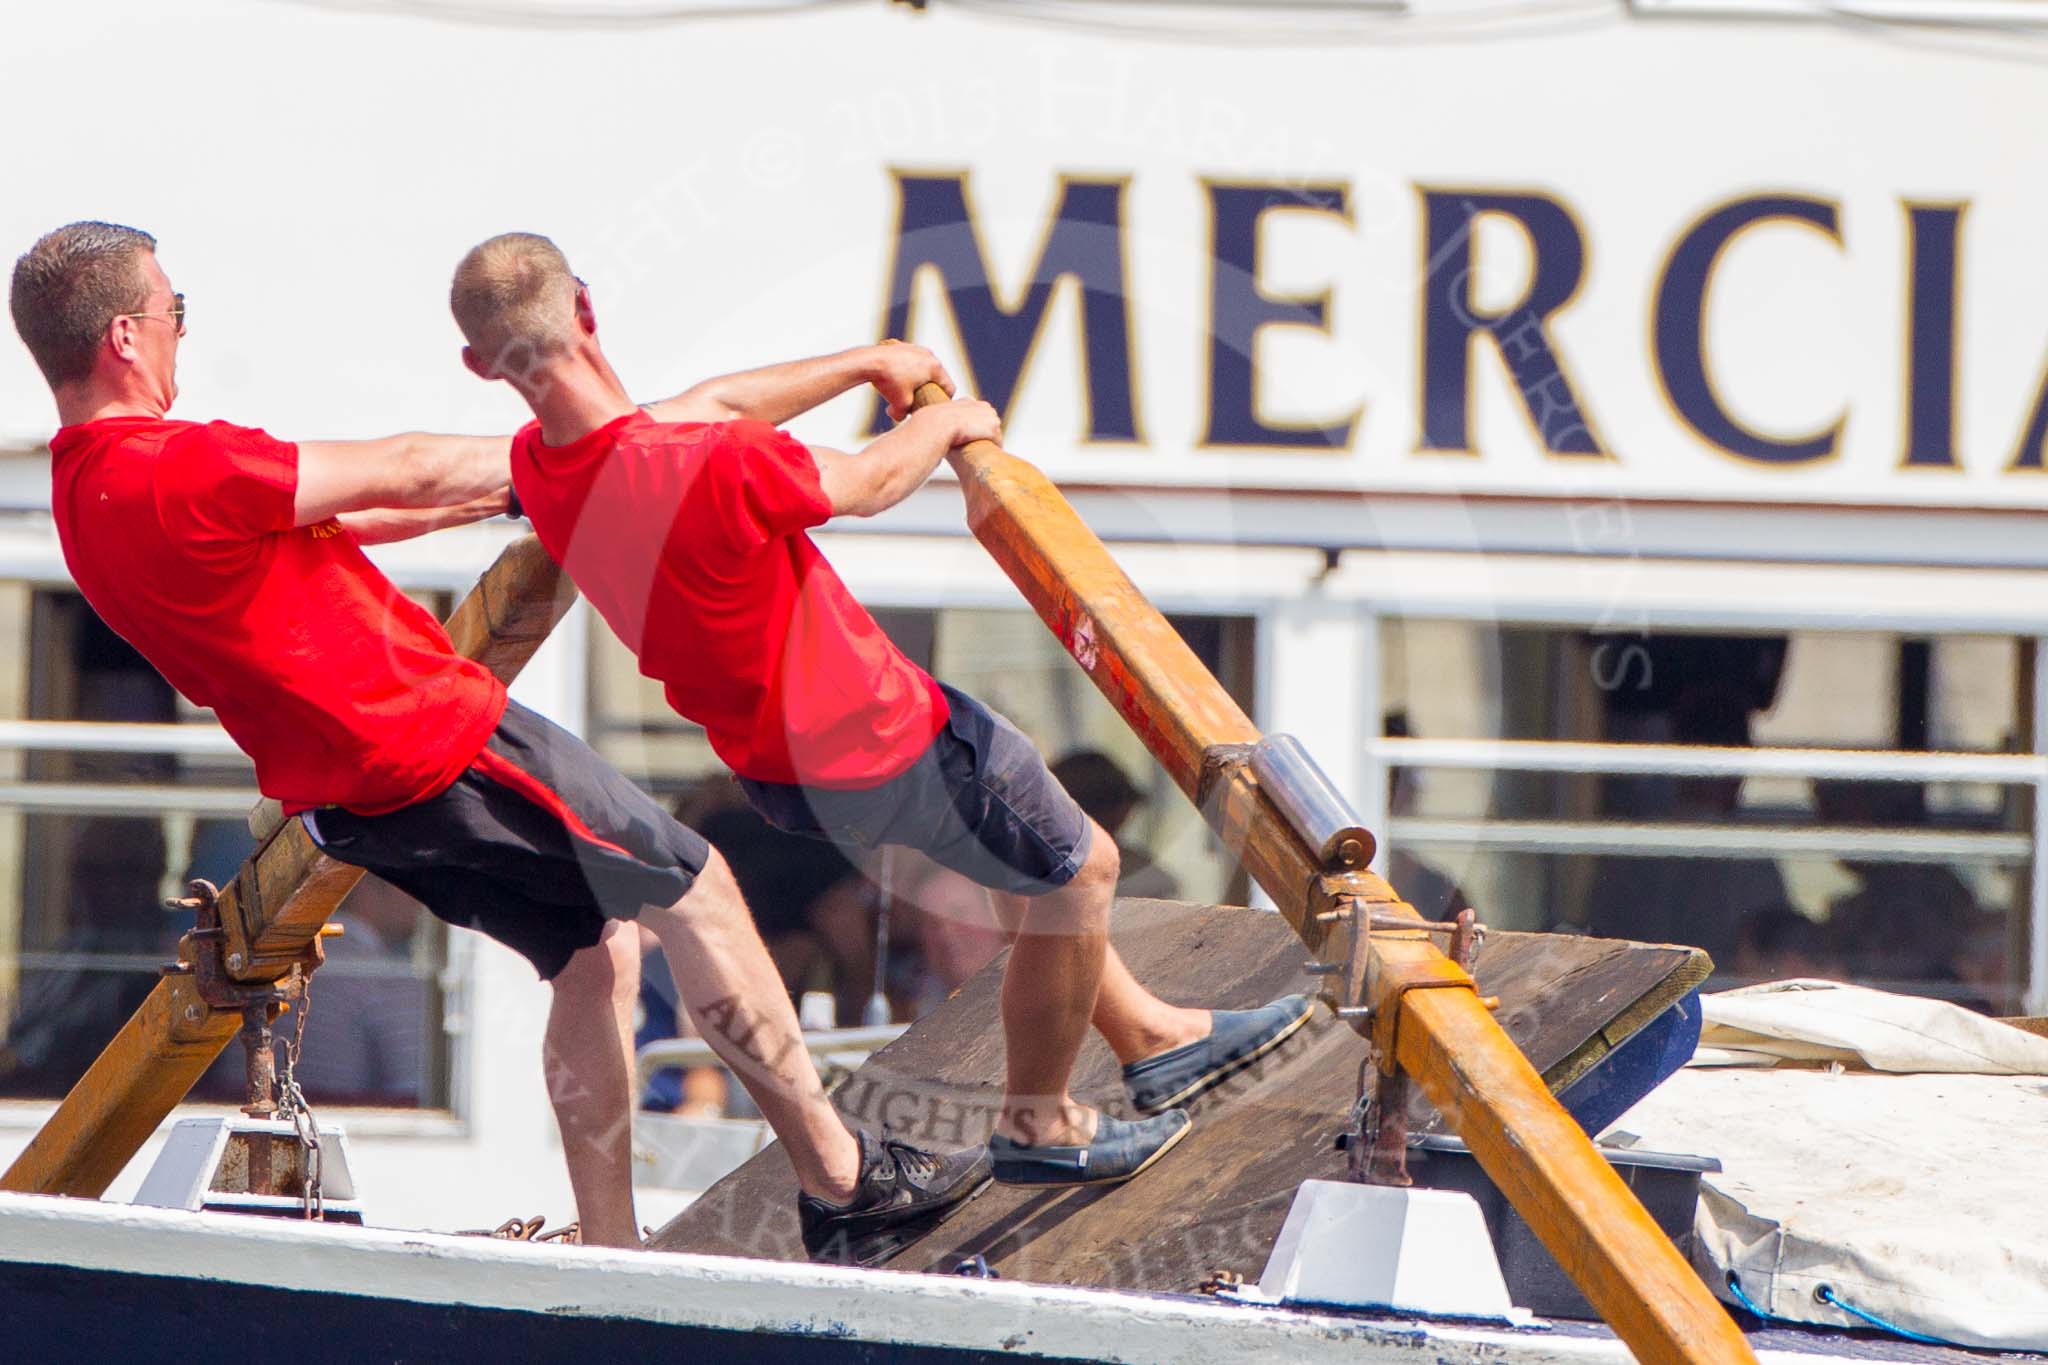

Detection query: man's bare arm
xmin=813 ymin=399 xmax=1001 ymax=519
xmin=292 ymin=434 xmax=511 ymax=529
xmin=336 ymin=489 xmax=513 ymax=546
xmin=645 ymin=343 xmax=954 ymax=427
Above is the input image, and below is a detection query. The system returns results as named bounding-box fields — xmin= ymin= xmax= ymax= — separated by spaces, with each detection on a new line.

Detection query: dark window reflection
xmin=0 ymin=591 xmax=448 ymax=1107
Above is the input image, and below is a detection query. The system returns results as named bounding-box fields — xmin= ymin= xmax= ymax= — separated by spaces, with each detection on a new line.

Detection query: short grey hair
xmin=450 ymin=232 xmax=580 ymax=376
xmin=10 ymin=221 xmax=158 ymax=389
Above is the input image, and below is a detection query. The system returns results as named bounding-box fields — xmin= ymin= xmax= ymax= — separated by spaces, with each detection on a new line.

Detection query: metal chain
xmin=277 ymin=968 xmax=324 ymax=1221
xmin=1342 ymin=1054 xmax=1375 ymax=1181
xmin=458 ymin=1215 xmax=582 ymax=1245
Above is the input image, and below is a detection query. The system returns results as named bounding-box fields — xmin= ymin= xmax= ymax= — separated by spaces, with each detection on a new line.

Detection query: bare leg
xmin=542 ymin=920 xmax=643 ymax=1247
xmin=978 ymin=825 xmax=1130 ymax=1147
xmin=1087 ymin=950 xmax=1211 ymax=1063
xmin=637 ymin=849 xmax=862 ymax=1202
xmin=987 ymin=824 xmax=1211 ymax=1075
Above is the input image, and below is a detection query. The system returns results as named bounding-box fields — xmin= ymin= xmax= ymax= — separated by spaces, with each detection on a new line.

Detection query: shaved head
xmin=450 ymin=232 xmax=580 ymax=375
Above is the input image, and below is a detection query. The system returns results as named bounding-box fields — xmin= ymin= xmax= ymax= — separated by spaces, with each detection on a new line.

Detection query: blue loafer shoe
xmin=989 ymin=1110 xmax=1192 ymax=1187
xmin=1122 ymin=994 xmax=1314 ymax=1116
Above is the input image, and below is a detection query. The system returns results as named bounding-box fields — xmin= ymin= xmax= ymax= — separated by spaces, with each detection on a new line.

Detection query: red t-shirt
xmin=48 ymin=418 xmax=507 ymax=815
xmin=510 ymin=411 xmax=946 ymax=788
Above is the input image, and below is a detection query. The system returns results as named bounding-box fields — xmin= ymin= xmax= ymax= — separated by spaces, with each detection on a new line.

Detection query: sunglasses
xmin=117 ymin=293 xmax=186 ymax=333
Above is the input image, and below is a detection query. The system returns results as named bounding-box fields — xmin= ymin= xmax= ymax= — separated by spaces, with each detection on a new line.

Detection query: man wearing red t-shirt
xmin=452 ymin=233 xmax=1310 ymax=1190
xmin=12 ymin=221 xmax=985 ymax=1261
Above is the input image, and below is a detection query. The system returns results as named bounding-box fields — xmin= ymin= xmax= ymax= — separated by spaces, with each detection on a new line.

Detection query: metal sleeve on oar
xmin=1249 ymin=734 xmax=1376 ymax=871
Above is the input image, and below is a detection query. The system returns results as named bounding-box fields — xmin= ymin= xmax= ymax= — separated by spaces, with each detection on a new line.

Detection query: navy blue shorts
xmin=303 ymin=699 xmax=709 ymax=980
xmin=740 ymin=683 xmax=1093 ymax=896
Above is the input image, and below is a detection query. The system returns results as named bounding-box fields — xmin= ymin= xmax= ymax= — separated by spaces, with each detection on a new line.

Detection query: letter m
xmin=868 ymin=172 xmax=1139 ymax=441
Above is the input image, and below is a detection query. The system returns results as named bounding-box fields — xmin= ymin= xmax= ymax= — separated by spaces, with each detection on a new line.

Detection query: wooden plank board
xmin=653 ymin=898 xmax=1703 ymax=1292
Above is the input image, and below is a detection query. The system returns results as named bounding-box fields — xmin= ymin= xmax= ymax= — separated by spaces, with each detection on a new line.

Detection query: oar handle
xmin=909 ymin=379 xmax=1005 ymax=472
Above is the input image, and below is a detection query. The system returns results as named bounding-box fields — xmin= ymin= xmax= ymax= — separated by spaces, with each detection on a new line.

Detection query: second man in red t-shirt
xmin=451 ymin=233 xmax=1311 ymax=1194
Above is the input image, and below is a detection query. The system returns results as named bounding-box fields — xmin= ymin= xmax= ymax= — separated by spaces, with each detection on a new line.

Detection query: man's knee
xmin=554 ymin=922 xmax=640 ymax=1011
xmin=645 ymin=848 xmax=765 ymax=954
xmin=1075 ymin=821 xmax=1121 ymax=897
xmin=662 ymin=847 xmax=742 ymax=918
xmin=1017 ymin=827 xmax=1117 ymax=937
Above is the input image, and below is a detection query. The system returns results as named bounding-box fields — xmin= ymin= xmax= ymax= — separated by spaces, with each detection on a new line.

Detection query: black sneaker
xmin=797 ymin=1130 xmax=992 ymax=1267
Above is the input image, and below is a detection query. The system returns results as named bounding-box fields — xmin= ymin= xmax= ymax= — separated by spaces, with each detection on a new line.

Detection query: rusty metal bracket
xmin=164 ymin=880 xmax=322 ymax=1010
xmin=1328 ymin=899 xmax=1483 ymax=1067
xmin=1306 ymin=878 xmax=1446 ymax=1036
xmin=1361 ymin=1051 xmax=1415 ymax=1186
xmin=1319 ymin=903 xmax=1486 ymax=1187
xmin=159 ymin=880 xmax=327 ymax=1118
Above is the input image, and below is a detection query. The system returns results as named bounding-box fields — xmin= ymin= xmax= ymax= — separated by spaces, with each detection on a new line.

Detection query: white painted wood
xmin=0 ymin=1190 xmax=1869 ymax=1364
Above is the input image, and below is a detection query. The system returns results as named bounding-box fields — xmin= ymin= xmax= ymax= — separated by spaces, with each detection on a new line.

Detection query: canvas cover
xmin=1614 ymin=981 xmax=2048 ymax=1351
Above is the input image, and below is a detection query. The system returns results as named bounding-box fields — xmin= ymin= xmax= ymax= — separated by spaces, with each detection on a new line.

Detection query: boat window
xmin=0 ymin=587 xmax=453 ymax=1109
xmin=1380 ymin=620 xmax=2030 ymax=1014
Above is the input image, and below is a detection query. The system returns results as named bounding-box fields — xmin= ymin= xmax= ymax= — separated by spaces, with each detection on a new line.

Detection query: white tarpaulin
xmin=1692 ymin=979 xmax=2048 ymax=1073
xmin=1615 ymin=981 xmax=2048 ymax=1351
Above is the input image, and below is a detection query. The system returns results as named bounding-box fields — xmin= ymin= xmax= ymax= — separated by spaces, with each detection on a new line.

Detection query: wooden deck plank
xmin=653 ymin=898 xmax=1701 ymax=1293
